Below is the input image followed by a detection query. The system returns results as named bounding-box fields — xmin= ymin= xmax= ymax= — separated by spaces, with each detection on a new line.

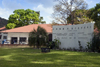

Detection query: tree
xmin=87 ymin=32 xmax=100 ymax=52
xmin=38 ymin=17 xmax=46 ymax=24
xmin=6 ymin=23 xmax=16 ymax=29
xmin=87 ymin=3 xmax=100 ymax=29
xmin=49 ymin=20 xmax=59 ymax=26
xmin=6 ymin=9 xmax=46 ymax=29
xmin=28 ymin=26 xmax=48 ymax=48
xmin=52 ymin=0 xmax=88 ymax=24
xmin=67 ymin=9 xmax=93 ymax=24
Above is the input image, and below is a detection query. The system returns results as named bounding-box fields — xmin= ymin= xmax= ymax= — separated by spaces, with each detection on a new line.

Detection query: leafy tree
xmin=6 ymin=9 xmax=46 ymax=29
xmin=87 ymin=3 xmax=100 ymax=29
xmin=39 ymin=17 xmax=46 ymax=24
xmin=28 ymin=26 xmax=48 ymax=48
xmin=49 ymin=20 xmax=59 ymax=26
xmin=87 ymin=32 xmax=100 ymax=52
xmin=52 ymin=0 xmax=88 ymax=24
xmin=6 ymin=23 xmax=16 ymax=29
xmin=67 ymin=9 xmax=93 ymax=24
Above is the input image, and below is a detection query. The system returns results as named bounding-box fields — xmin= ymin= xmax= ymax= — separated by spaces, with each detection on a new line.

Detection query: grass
xmin=0 ymin=47 xmax=100 ymax=67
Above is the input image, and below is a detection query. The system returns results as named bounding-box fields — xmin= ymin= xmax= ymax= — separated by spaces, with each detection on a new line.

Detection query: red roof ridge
xmin=0 ymin=24 xmax=52 ymax=33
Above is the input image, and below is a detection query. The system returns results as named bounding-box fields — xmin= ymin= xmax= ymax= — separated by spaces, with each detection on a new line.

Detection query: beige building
xmin=0 ymin=24 xmax=52 ymax=44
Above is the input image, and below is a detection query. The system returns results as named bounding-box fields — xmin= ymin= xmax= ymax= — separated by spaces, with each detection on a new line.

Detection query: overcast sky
xmin=0 ymin=0 xmax=100 ymax=24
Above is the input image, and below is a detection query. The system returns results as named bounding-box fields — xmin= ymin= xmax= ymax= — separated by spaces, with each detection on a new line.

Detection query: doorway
xmin=48 ymin=34 xmax=52 ymax=42
xmin=11 ymin=37 xmax=17 ymax=44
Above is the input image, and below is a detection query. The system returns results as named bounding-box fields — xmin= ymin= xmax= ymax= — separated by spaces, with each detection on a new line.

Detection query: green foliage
xmin=87 ymin=42 xmax=91 ymax=50
xmin=87 ymin=32 xmax=100 ymax=52
xmin=67 ymin=9 xmax=93 ymax=24
xmin=47 ymin=39 xmax=61 ymax=49
xmin=28 ymin=26 xmax=48 ymax=48
xmin=6 ymin=23 xmax=16 ymax=29
xmin=88 ymin=3 xmax=100 ymax=29
xmin=52 ymin=0 xmax=88 ymax=24
xmin=48 ymin=41 xmax=52 ymax=48
xmin=53 ymin=39 xmax=61 ymax=49
xmin=38 ymin=17 xmax=46 ymax=24
xmin=28 ymin=37 xmax=36 ymax=47
xmin=78 ymin=41 xmax=83 ymax=51
xmin=7 ymin=9 xmax=46 ymax=29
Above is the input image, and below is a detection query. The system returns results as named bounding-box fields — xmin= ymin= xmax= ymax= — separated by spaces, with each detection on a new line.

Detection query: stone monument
xmin=52 ymin=23 xmax=94 ymax=49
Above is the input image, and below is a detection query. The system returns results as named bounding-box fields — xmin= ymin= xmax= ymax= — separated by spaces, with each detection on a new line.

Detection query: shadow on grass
xmin=0 ymin=48 xmax=100 ymax=67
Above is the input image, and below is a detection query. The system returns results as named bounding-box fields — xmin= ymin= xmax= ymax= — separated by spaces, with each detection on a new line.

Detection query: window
xmin=3 ymin=36 xmax=7 ymax=39
xmin=81 ymin=27 xmax=82 ymax=29
xmin=63 ymin=28 xmax=64 ymax=30
xmin=20 ymin=37 xmax=26 ymax=42
xmin=67 ymin=28 xmax=68 ymax=30
xmin=72 ymin=28 xmax=73 ymax=29
xmin=59 ymin=28 xmax=61 ymax=30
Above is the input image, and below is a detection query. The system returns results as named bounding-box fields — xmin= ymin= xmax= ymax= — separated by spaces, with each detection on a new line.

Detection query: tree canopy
xmin=87 ymin=3 xmax=100 ymax=29
xmin=52 ymin=0 xmax=88 ymax=24
xmin=6 ymin=9 xmax=46 ymax=29
xmin=67 ymin=9 xmax=93 ymax=24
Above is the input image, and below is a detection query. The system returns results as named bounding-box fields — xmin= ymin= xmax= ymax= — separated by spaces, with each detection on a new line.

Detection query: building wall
xmin=0 ymin=32 xmax=52 ymax=44
xmin=0 ymin=33 xmax=8 ymax=44
xmin=7 ymin=32 xmax=29 ymax=44
xmin=53 ymin=23 xmax=94 ymax=49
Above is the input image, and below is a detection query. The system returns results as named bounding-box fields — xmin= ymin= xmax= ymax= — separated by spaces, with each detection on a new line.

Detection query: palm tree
xmin=28 ymin=26 xmax=48 ymax=48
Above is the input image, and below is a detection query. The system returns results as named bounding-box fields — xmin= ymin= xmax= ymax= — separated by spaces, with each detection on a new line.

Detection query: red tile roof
xmin=0 ymin=24 xmax=52 ymax=33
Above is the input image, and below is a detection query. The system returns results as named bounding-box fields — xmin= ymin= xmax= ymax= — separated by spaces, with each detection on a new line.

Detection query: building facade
xmin=53 ymin=23 xmax=94 ymax=49
xmin=0 ymin=24 xmax=52 ymax=44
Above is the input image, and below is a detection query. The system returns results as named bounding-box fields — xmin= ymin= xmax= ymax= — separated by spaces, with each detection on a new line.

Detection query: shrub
xmin=53 ymin=39 xmax=61 ymax=49
xmin=78 ymin=41 xmax=83 ymax=51
xmin=47 ymin=39 xmax=61 ymax=49
xmin=87 ymin=32 xmax=100 ymax=52
xmin=28 ymin=26 xmax=48 ymax=48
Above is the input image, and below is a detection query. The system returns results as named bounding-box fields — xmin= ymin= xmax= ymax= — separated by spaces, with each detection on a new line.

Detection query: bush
xmin=53 ymin=39 xmax=61 ymax=49
xmin=28 ymin=26 xmax=48 ymax=48
xmin=47 ymin=39 xmax=61 ymax=49
xmin=87 ymin=32 xmax=100 ymax=52
xmin=78 ymin=41 xmax=83 ymax=51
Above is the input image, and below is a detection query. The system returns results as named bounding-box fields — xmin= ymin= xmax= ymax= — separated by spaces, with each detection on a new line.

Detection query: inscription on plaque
xmin=53 ymin=23 xmax=94 ymax=49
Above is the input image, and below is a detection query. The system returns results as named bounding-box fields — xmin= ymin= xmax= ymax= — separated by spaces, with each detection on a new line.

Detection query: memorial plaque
xmin=53 ymin=23 xmax=94 ymax=49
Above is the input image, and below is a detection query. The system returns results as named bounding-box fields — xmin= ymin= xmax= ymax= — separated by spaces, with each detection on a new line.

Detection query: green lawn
xmin=0 ymin=47 xmax=100 ymax=67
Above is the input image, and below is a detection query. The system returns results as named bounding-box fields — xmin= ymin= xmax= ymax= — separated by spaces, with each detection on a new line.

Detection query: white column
xmin=17 ymin=37 xmax=19 ymax=44
xmin=26 ymin=37 xmax=28 ymax=44
xmin=7 ymin=36 xmax=11 ymax=44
